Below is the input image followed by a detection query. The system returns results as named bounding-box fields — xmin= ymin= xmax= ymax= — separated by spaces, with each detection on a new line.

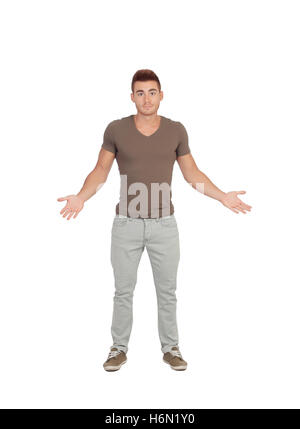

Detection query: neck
xmin=134 ymin=113 xmax=160 ymax=127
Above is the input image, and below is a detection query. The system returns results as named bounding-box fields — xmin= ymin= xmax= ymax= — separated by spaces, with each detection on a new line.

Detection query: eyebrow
xmin=135 ymin=88 xmax=158 ymax=93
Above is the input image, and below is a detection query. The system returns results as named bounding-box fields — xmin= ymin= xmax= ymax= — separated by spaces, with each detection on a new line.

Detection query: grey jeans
xmin=110 ymin=214 xmax=181 ymax=354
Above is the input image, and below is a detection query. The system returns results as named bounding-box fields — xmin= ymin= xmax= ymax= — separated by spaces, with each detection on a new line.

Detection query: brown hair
xmin=131 ymin=69 xmax=161 ymax=93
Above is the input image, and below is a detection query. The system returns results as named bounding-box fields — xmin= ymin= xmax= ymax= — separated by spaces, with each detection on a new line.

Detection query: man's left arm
xmin=176 ymin=153 xmax=252 ymax=214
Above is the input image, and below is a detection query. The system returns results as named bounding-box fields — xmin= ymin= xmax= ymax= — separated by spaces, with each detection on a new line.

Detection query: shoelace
xmin=170 ymin=349 xmax=183 ymax=359
xmin=108 ymin=349 xmax=122 ymax=359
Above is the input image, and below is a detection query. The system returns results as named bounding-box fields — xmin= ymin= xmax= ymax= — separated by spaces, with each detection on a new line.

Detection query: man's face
xmin=131 ymin=80 xmax=163 ymax=115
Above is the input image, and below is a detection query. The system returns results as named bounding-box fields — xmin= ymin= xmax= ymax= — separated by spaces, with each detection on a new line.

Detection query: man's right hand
xmin=57 ymin=194 xmax=85 ymax=220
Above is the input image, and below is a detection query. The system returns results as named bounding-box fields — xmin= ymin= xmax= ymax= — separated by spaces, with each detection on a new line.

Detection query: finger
xmin=60 ymin=206 xmax=70 ymax=215
xmin=67 ymin=211 xmax=75 ymax=220
xmin=239 ymin=202 xmax=251 ymax=209
xmin=230 ymin=207 xmax=239 ymax=214
xmin=236 ymin=203 xmax=247 ymax=212
xmin=73 ymin=210 xmax=80 ymax=218
xmin=237 ymin=191 xmax=246 ymax=194
xmin=241 ymin=204 xmax=252 ymax=211
xmin=237 ymin=200 xmax=251 ymax=209
xmin=236 ymin=199 xmax=251 ymax=210
xmin=232 ymin=204 xmax=245 ymax=213
xmin=63 ymin=208 xmax=73 ymax=218
xmin=235 ymin=203 xmax=246 ymax=212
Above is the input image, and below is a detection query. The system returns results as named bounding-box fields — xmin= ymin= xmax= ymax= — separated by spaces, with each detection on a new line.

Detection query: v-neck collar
xmin=131 ymin=114 xmax=163 ymax=138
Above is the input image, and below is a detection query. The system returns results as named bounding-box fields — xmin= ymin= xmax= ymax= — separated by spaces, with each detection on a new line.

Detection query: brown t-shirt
xmin=101 ymin=114 xmax=191 ymax=218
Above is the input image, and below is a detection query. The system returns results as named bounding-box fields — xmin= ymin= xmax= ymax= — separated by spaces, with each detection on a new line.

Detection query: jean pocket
xmin=160 ymin=217 xmax=177 ymax=227
xmin=113 ymin=218 xmax=128 ymax=227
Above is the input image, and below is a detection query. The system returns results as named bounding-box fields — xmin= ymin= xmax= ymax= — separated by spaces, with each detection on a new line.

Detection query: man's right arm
xmin=76 ymin=148 xmax=115 ymax=202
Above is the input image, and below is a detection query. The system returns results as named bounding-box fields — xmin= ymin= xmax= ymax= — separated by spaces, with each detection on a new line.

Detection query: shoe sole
xmin=103 ymin=358 xmax=127 ymax=372
xmin=163 ymin=358 xmax=187 ymax=371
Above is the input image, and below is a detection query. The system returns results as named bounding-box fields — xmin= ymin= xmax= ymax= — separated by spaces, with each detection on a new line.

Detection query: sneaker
xmin=103 ymin=347 xmax=127 ymax=372
xmin=163 ymin=346 xmax=187 ymax=371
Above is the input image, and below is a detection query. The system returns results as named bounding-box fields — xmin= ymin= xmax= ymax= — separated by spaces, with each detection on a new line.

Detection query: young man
xmin=57 ymin=69 xmax=252 ymax=372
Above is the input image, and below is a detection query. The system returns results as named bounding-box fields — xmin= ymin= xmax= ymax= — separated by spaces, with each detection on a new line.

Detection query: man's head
xmin=131 ymin=69 xmax=163 ymax=116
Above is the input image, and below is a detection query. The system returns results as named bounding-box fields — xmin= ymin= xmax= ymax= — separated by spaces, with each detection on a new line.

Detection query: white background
xmin=0 ymin=0 xmax=299 ymax=409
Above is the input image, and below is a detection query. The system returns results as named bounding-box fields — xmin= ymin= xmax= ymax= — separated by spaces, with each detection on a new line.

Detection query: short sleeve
xmin=176 ymin=122 xmax=191 ymax=157
xmin=101 ymin=121 xmax=117 ymax=154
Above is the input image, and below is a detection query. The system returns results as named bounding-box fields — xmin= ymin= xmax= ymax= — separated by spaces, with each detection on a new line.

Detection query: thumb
xmin=57 ymin=196 xmax=70 ymax=201
xmin=237 ymin=190 xmax=246 ymax=194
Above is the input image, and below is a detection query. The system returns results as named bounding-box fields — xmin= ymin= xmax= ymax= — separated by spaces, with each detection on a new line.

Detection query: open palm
xmin=220 ymin=191 xmax=252 ymax=214
xmin=57 ymin=194 xmax=84 ymax=220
